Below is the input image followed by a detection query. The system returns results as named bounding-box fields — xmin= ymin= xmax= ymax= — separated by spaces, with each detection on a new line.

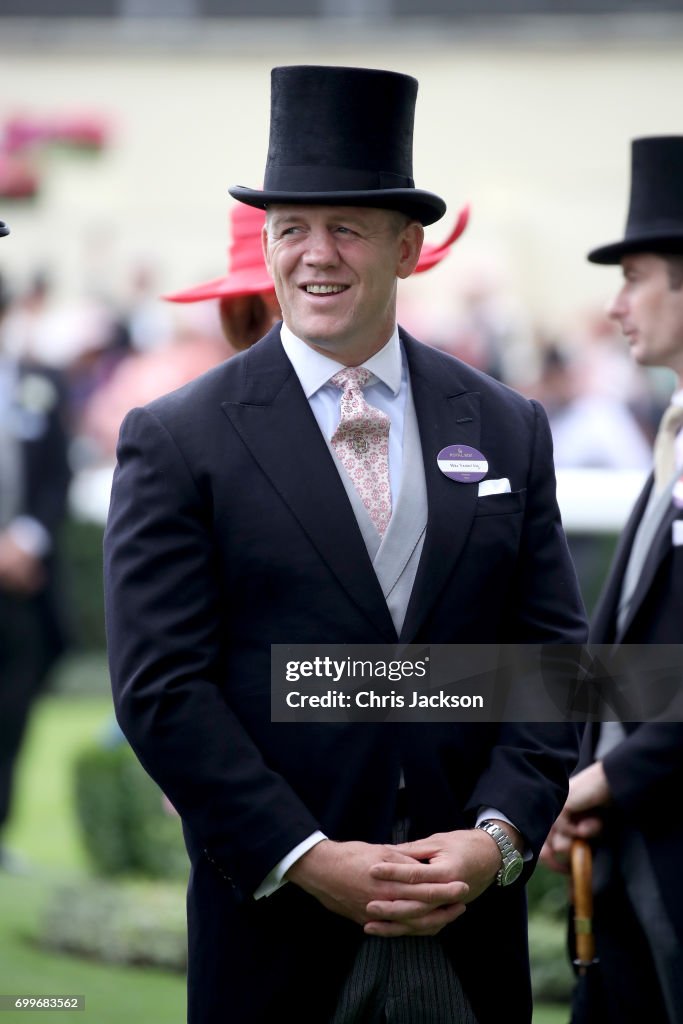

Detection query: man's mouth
xmin=303 ymin=284 xmax=349 ymax=295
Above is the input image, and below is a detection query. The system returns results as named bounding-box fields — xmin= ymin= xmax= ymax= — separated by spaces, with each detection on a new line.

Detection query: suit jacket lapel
xmin=591 ymin=477 xmax=653 ymax=642
xmin=220 ymin=328 xmax=397 ymax=641
xmin=592 ymin=472 xmax=679 ymax=643
xmin=617 ymin=492 xmax=679 ymax=642
xmin=399 ymin=332 xmax=481 ymax=642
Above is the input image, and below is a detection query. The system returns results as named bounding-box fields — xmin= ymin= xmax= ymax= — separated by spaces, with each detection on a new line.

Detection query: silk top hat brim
xmin=588 ymin=136 xmax=683 ymax=265
xmin=230 ymin=185 xmax=446 ymax=228
xmin=229 ymin=65 xmax=446 ymax=228
xmin=588 ymin=231 xmax=683 ymax=265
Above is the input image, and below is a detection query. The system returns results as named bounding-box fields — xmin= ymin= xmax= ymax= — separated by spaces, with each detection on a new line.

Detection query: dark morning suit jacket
xmin=104 ymin=325 xmax=587 ymax=1024
xmin=578 ymin=471 xmax=683 ymax=1018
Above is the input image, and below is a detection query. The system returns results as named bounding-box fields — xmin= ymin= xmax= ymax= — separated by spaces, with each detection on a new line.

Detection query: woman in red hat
xmin=164 ymin=203 xmax=281 ymax=351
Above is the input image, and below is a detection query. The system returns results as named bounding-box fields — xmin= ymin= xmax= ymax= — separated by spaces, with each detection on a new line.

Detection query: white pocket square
xmin=478 ymin=477 xmax=511 ymax=497
xmin=672 ymin=520 xmax=683 ymax=547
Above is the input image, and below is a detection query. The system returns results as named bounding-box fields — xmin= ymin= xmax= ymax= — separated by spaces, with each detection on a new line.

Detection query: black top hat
xmin=588 ymin=136 xmax=683 ymax=264
xmin=229 ymin=65 xmax=446 ymax=227
xmin=0 ymin=221 xmax=9 ymax=238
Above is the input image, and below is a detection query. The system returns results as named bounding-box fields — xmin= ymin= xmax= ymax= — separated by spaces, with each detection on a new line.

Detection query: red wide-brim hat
xmin=164 ymin=203 xmax=470 ymax=305
xmin=164 ymin=204 xmax=272 ymax=303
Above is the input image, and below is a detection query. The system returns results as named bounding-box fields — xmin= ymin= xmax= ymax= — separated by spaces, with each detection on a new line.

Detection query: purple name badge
xmin=437 ymin=444 xmax=488 ymax=483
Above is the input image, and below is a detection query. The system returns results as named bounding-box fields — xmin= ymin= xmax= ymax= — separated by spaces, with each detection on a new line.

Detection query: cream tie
xmin=330 ymin=367 xmax=392 ymax=537
xmin=653 ymin=403 xmax=683 ymax=495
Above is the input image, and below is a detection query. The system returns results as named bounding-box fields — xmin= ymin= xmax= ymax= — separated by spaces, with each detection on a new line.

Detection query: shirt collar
xmin=279 ymin=322 xmax=402 ymax=399
xmin=671 ymin=388 xmax=683 ymax=408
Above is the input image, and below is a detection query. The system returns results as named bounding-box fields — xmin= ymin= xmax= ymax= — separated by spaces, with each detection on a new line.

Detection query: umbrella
xmin=569 ymin=838 xmax=603 ymax=1023
xmin=571 ymin=838 xmax=596 ymax=969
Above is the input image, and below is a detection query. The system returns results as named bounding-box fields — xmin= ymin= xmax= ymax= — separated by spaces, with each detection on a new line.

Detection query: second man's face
xmin=608 ymin=253 xmax=683 ymax=379
xmin=262 ymin=205 xmax=423 ymax=364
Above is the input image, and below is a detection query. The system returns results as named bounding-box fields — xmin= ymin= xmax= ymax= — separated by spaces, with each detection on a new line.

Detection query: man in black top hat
xmin=105 ymin=65 xmax=587 ymax=1024
xmin=542 ymin=136 xmax=683 ymax=1024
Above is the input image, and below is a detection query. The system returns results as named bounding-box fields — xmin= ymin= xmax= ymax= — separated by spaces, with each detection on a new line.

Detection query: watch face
xmin=499 ymin=856 xmax=524 ymax=886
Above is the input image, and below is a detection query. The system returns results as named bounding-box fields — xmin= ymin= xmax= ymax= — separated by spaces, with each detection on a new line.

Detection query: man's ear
xmin=261 ymin=224 xmax=272 ymax=273
xmin=396 ymin=221 xmax=424 ymax=280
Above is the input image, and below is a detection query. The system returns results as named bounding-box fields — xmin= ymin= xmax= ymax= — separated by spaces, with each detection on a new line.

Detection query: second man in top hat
xmin=105 ymin=64 xmax=587 ymax=1024
xmin=542 ymin=135 xmax=683 ymax=1024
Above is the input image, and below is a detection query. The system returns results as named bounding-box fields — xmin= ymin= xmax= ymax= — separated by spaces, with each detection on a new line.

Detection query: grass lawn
xmin=0 ymin=873 xmax=185 ymax=1024
xmin=534 ymin=1005 xmax=569 ymax=1024
xmin=5 ymin=691 xmax=112 ymax=871
xmin=1 ymin=689 xmax=185 ymax=1023
xmin=1 ymin=676 xmax=571 ymax=1023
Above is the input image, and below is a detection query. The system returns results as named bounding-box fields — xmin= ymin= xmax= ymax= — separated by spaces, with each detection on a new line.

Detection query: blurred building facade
xmin=1 ymin=0 xmax=682 ymax=14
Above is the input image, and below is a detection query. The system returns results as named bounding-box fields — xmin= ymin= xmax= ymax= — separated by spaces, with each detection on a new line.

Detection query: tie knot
xmin=329 ymin=366 xmax=372 ymax=392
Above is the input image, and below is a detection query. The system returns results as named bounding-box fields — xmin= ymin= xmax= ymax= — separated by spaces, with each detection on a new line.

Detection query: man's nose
xmin=304 ymin=229 xmax=339 ymax=266
xmin=606 ymin=288 xmax=626 ymax=322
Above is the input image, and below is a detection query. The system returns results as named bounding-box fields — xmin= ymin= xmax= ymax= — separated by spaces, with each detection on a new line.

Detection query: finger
xmin=367 ymin=898 xmax=443 ymax=921
xmin=391 ymin=839 xmax=439 ymax=860
xmin=364 ymin=902 xmax=466 ymax=938
xmin=368 ymin=881 xmax=468 ymax=914
xmin=370 ymin=860 xmax=451 ymax=885
xmin=367 ymin=886 xmax=468 ymax=920
xmin=575 ymin=816 xmax=603 ymax=838
xmin=380 ymin=846 xmax=427 ymax=865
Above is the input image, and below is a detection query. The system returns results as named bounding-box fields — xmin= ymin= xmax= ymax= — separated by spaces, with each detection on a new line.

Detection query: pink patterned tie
xmin=330 ymin=367 xmax=392 ymax=536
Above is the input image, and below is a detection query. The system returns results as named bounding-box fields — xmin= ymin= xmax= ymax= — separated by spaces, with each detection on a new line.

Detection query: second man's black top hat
xmin=230 ymin=65 xmax=446 ymax=227
xmin=588 ymin=136 xmax=683 ymax=264
xmin=0 ymin=221 xmax=9 ymax=238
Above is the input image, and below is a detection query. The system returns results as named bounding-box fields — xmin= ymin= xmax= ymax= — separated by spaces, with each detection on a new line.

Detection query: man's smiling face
xmin=263 ymin=205 xmax=423 ymax=364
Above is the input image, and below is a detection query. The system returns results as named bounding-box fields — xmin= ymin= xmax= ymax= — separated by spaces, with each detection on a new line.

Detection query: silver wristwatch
xmin=475 ymin=819 xmax=524 ymax=887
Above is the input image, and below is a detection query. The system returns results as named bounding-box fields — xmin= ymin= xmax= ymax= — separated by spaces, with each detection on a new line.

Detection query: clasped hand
xmin=540 ymin=761 xmax=611 ymax=875
xmin=286 ymin=830 xmax=502 ymax=938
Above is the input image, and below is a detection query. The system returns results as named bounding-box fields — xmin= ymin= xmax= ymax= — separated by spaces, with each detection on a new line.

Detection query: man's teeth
xmin=305 ymin=284 xmax=346 ymax=294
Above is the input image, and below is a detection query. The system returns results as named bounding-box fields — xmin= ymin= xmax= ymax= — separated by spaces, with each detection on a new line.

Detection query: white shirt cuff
xmin=253 ymin=831 xmax=327 ymax=900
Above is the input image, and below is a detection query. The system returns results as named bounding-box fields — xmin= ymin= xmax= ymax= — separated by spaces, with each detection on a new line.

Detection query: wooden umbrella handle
xmin=571 ymin=837 xmax=595 ymax=966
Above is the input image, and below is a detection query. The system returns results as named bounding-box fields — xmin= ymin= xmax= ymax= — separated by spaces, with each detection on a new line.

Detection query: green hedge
xmin=39 ymin=880 xmax=572 ymax=996
xmin=40 ymin=878 xmax=187 ymax=972
xmin=61 ymin=517 xmax=106 ymax=652
xmin=527 ymin=862 xmax=571 ymax=919
xmin=529 ymin=913 xmax=574 ymax=1003
xmin=73 ymin=741 xmax=188 ymax=880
